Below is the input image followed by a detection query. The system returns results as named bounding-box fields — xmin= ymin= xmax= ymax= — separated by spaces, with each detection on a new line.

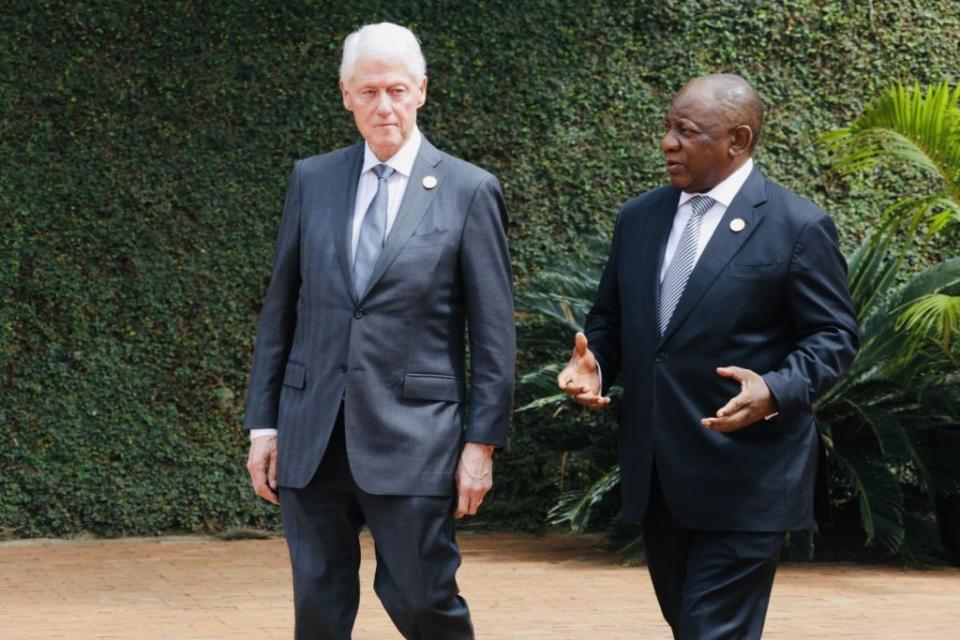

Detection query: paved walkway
xmin=0 ymin=532 xmax=957 ymax=639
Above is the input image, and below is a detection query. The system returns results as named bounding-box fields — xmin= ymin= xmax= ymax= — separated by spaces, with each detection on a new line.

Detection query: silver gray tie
xmin=657 ymin=195 xmax=715 ymax=336
xmin=353 ymin=164 xmax=395 ymax=297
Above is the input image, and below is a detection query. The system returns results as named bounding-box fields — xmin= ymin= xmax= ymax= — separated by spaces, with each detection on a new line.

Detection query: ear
xmin=729 ymin=125 xmax=753 ymax=157
xmin=417 ymin=76 xmax=428 ymax=108
xmin=340 ymin=79 xmax=351 ymax=111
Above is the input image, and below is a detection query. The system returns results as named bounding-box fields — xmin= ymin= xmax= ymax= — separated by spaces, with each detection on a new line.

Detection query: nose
xmin=375 ymin=90 xmax=392 ymax=116
xmin=661 ymin=128 xmax=679 ymax=153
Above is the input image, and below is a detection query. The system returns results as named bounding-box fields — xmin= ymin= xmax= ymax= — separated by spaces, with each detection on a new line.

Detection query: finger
xmin=252 ymin=463 xmax=279 ymax=504
xmin=565 ymin=381 xmax=591 ymax=393
xmin=268 ymin=449 xmax=278 ymax=491
xmin=702 ymin=407 xmax=754 ymax=432
xmin=557 ymin=368 xmax=581 ymax=391
xmin=588 ymin=399 xmax=611 ymax=411
xmin=574 ymin=390 xmax=608 ymax=402
xmin=454 ymin=490 xmax=470 ymax=519
xmin=248 ymin=457 xmax=267 ymax=491
xmin=574 ymin=331 xmax=588 ymax=358
xmin=466 ymin=485 xmax=490 ymax=516
xmin=257 ymin=485 xmax=280 ymax=505
xmin=574 ymin=393 xmax=611 ymax=409
xmin=715 ymin=392 xmax=748 ymax=418
xmin=716 ymin=366 xmax=747 ymax=382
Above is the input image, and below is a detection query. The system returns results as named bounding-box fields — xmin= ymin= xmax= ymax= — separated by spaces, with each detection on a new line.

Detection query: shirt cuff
xmin=250 ymin=428 xmax=278 ymax=441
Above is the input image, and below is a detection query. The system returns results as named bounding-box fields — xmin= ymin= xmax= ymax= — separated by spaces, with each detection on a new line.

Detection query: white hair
xmin=339 ymin=23 xmax=426 ymax=83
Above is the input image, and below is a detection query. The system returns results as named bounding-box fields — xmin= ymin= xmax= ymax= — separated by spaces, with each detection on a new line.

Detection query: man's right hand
xmin=557 ymin=331 xmax=611 ymax=410
xmin=247 ymin=435 xmax=279 ymax=504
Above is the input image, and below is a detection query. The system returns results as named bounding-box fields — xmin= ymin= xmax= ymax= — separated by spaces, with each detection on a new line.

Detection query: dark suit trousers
xmin=642 ymin=467 xmax=784 ymax=640
xmin=278 ymin=412 xmax=473 ymax=640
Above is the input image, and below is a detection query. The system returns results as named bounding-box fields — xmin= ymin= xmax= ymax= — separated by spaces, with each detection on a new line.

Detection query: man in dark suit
xmin=243 ymin=23 xmax=515 ymax=640
xmin=558 ymin=74 xmax=859 ymax=638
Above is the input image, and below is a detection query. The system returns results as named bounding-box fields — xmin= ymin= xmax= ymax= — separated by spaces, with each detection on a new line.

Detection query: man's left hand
xmin=701 ymin=366 xmax=778 ymax=432
xmin=454 ymin=443 xmax=494 ymax=518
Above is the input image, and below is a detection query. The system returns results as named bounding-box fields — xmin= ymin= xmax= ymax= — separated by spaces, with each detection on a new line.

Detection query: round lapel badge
xmin=422 ymin=175 xmax=438 ymax=189
xmin=729 ymin=218 xmax=746 ymax=232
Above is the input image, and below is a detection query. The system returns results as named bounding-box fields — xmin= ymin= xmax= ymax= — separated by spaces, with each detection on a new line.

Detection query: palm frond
xmin=616 ymin=533 xmax=647 ymax=566
xmin=547 ymin=465 xmax=621 ymax=533
xmin=896 ymin=293 xmax=960 ymax=353
xmin=821 ymin=81 xmax=960 ymax=205
xmin=783 ymin=529 xmax=816 ymax=562
xmin=833 ymin=455 xmax=906 ymax=553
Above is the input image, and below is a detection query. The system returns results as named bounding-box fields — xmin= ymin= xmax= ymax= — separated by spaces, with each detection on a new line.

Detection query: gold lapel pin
xmin=422 ymin=175 xmax=438 ymax=189
xmin=730 ymin=218 xmax=746 ymax=232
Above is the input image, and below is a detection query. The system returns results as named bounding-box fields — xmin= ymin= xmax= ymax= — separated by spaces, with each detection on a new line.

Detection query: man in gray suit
xmin=243 ymin=23 xmax=515 ymax=640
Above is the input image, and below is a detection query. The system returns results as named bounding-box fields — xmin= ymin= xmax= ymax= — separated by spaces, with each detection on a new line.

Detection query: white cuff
xmin=250 ymin=428 xmax=278 ymax=442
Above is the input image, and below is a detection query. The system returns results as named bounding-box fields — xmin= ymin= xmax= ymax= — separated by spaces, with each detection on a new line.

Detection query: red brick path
xmin=0 ymin=533 xmax=957 ymax=638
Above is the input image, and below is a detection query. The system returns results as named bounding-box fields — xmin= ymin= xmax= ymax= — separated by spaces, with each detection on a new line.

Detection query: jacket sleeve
xmin=242 ymin=161 xmax=303 ymax=430
xmin=585 ymin=210 xmax=625 ymax=394
xmin=761 ymin=214 xmax=860 ymax=416
xmin=460 ymin=175 xmax=516 ymax=446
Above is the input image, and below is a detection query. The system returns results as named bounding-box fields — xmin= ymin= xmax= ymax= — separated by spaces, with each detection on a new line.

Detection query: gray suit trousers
xmin=279 ymin=410 xmax=473 ymax=640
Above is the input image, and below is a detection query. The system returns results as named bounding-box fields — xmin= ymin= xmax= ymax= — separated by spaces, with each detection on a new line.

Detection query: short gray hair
xmin=340 ymin=23 xmax=427 ymax=83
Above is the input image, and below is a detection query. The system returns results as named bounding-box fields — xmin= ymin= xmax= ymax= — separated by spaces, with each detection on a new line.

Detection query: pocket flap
xmin=725 ymin=262 xmax=783 ymax=281
xmin=402 ymin=373 xmax=464 ymax=402
xmin=283 ymin=361 xmax=306 ymax=389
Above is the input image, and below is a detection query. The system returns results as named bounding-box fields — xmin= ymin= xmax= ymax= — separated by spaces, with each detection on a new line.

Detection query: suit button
xmin=354 ymin=309 xmax=364 ymax=319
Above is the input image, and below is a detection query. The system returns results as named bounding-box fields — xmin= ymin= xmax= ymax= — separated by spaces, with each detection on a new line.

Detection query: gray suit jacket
xmin=243 ymin=137 xmax=516 ymax=496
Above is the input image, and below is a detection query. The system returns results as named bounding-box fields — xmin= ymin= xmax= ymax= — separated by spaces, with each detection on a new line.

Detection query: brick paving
xmin=0 ymin=532 xmax=957 ymax=639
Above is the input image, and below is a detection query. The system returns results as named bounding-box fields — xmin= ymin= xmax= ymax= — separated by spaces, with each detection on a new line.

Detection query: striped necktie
xmin=353 ymin=163 xmax=395 ymax=297
xmin=657 ymin=195 xmax=715 ymax=336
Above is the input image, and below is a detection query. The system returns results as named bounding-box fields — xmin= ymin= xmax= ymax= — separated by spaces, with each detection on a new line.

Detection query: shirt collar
xmin=678 ymin=157 xmax=754 ymax=208
xmin=362 ymin=126 xmax=422 ymax=178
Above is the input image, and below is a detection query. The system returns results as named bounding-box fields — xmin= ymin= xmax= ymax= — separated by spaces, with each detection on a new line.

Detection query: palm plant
xmin=519 ymin=81 xmax=960 ymax=565
xmin=815 ymin=81 xmax=960 ymax=562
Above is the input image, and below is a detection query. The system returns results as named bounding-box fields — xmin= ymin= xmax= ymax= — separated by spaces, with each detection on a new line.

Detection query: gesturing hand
xmin=455 ymin=443 xmax=494 ymax=518
xmin=247 ymin=435 xmax=279 ymax=504
xmin=557 ymin=331 xmax=610 ymax=410
xmin=701 ymin=366 xmax=778 ymax=432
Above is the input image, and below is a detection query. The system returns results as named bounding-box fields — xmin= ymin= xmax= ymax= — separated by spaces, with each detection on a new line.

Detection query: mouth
xmin=665 ymin=160 xmax=685 ymax=174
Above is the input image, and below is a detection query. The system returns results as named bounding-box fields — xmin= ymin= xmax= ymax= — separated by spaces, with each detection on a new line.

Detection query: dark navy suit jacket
xmin=585 ymin=167 xmax=859 ymax=531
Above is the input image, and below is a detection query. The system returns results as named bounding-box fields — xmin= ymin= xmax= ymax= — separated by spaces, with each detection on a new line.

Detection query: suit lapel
xmin=356 ymin=137 xmax=443 ymax=301
xmin=333 ymin=142 xmax=365 ymax=304
xmin=658 ymin=168 xmax=768 ymax=347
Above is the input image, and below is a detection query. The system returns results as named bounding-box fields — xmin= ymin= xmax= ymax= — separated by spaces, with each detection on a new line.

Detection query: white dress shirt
xmin=596 ymin=158 xmax=754 ymax=391
xmin=250 ymin=128 xmax=424 ymax=441
xmin=350 ymin=127 xmax=422 ymax=261
xmin=659 ymin=158 xmax=754 ymax=282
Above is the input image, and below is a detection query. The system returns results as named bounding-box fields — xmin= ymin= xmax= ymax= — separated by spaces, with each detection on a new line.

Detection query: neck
xmin=370 ymin=145 xmax=398 ymax=162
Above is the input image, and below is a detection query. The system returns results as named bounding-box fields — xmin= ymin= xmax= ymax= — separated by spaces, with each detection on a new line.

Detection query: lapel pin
xmin=729 ymin=218 xmax=746 ymax=232
xmin=422 ymin=175 xmax=438 ymax=189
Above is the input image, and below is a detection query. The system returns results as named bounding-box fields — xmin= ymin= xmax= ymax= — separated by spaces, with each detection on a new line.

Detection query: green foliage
xmin=814 ymin=81 xmax=960 ymax=564
xmin=821 ymin=81 xmax=960 ymax=231
xmin=3 ymin=1 xmax=960 ymax=537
